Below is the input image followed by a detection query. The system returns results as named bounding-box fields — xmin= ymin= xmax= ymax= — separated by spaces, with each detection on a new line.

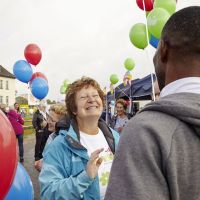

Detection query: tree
xmin=46 ymin=99 xmax=56 ymax=104
xmin=15 ymin=96 xmax=28 ymax=105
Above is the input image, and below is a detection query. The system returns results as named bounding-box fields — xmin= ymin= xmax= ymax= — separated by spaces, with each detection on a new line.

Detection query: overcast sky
xmin=0 ymin=0 xmax=199 ymax=100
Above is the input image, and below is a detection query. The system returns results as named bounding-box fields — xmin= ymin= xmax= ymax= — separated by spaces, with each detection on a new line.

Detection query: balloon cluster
xmin=0 ymin=110 xmax=34 ymax=199
xmin=130 ymin=0 xmax=177 ymax=49
xmin=13 ymin=44 xmax=49 ymax=100
xmin=109 ymin=74 xmax=119 ymax=94
xmin=123 ymin=58 xmax=135 ymax=86
xmin=60 ymin=79 xmax=70 ymax=94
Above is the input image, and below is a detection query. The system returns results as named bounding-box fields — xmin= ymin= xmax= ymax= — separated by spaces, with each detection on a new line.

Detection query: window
xmin=0 ymin=96 xmax=3 ymax=103
xmin=6 ymin=96 xmax=9 ymax=105
xmin=6 ymin=80 xmax=9 ymax=90
xmin=0 ymin=80 xmax=3 ymax=89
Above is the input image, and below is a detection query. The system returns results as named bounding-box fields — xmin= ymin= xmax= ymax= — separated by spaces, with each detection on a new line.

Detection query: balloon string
xmin=142 ymin=0 xmax=156 ymax=101
xmin=114 ymin=85 xmax=131 ymax=99
xmin=129 ymin=76 xmax=132 ymax=113
xmin=105 ymin=93 xmax=108 ymax=124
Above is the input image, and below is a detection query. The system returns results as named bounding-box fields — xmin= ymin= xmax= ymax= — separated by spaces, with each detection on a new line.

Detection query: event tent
xmin=106 ymin=74 xmax=156 ymax=102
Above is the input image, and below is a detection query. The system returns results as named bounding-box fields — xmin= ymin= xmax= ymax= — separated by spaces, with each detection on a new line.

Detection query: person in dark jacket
xmin=105 ymin=6 xmax=200 ymax=200
xmin=32 ymin=103 xmax=49 ymax=162
xmin=34 ymin=103 xmax=68 ymax=171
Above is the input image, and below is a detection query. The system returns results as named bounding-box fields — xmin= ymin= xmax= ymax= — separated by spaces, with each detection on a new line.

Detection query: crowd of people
xmin=1 ymin=6 xmax=200 ymax=200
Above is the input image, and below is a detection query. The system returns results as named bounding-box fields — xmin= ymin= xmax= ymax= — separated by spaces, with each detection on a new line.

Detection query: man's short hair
xmin=162 ymin=6 xmax=200 ymax=56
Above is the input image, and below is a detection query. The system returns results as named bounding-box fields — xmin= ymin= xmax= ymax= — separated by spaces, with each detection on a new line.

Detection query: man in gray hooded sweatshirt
xmin=105 ymin=6 xmax=200 ymax=200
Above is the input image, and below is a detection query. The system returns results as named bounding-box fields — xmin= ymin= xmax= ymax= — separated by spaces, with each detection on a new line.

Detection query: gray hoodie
xmin=105 ymin=93 xmax=200 ymax=200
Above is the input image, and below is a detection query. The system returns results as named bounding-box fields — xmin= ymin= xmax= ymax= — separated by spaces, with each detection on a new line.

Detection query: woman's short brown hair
xmin=115 ymin=99 xmax=127 ymax=110
xmin=65 ymin=77 xmax=104 ymax=118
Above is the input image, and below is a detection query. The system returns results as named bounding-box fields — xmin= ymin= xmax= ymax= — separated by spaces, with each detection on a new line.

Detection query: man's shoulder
xmin=124 ymin=110 xmax=180 ymax=145
xmin=133 ymin=109 xmax=179 ymax=125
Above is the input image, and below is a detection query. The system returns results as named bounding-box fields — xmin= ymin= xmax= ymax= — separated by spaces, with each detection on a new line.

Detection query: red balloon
xmin=24 ymin=44 xmax=42 ymax=66
xmin=0 ymin=110 xmax=17 ymax=199
xmin=29 ymin=72 xmax=48 ymax=84
xmin=136 ymin=0 xmax=154 ymax=11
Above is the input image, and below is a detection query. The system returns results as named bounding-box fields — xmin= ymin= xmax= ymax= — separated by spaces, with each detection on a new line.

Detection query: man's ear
xmin=160 ymin=40 xmax=168 ymax=63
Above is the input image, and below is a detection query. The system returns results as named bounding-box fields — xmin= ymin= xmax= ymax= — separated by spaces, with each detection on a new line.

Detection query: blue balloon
xmin=5 ymin=163 xmax=34 ymax=200
xmin=30 ymin=77 xmax=49 ymax=100
xmin=150 ymin=35 xmax=159 ymax=48
xmin=13 ymin=60 xmax=33 ymax=83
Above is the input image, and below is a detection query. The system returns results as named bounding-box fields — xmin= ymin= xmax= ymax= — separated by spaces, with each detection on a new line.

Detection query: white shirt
xmin=114 ymin=116 xmax=129 ymax=132
xmin=160 ymin=77 xmax=200 ymax=98
xmin=80 ymin=129 xmax=114 ymax=200
xmin=40 ymin=110 xmax=47 ymax=120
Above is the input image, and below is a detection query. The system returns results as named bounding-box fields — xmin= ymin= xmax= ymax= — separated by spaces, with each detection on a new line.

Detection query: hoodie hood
xmin=141 ymin=92 xmax=200 ymax=137
xmin=55 ymin=115 xmax=71 ymax=134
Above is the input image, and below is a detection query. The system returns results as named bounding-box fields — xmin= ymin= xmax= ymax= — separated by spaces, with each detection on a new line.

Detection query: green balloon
xmin=147 ymin=8 xmax=170 ymax=39
xmin=129 ymin=23 xmax=149 ymax=49
xmin=110 ymin=74 xmax=119 ymax=85
xmin=60 ymin=85 xmax=67 ymax=94
xmin=124 ymin=58 xmax=135 ymax=71
xmin=63 ymin=79 xmax=70 ymax=87
xmin=154 ymin=0 xmax=176 ymax=15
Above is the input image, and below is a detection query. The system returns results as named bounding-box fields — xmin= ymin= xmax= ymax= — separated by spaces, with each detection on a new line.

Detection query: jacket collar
xmin=98 ymin=118 xmax=115 ymax=153
xmin=63 ymin=118 xmax=116 ymax=158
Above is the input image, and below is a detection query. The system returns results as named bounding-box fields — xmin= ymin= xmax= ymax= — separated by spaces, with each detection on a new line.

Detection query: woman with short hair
xmin=39 ymin=77 xmax=119 ymax=200
xmin=110 ymin=98 xmax=130 ymax=133
xmin=34 ymin=103 xmax=68 ymax=171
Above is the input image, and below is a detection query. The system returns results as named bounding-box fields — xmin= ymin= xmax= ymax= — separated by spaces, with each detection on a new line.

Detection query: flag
xmin=123 ymin=71 xmax=132 ymax=86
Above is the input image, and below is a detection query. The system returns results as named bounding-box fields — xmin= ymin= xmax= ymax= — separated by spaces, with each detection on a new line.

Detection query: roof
xmin=0 ymin=65 xmax=15 ymax=79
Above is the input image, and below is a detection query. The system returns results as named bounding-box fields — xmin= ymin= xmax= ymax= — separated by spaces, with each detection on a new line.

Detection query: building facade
xmin=0 ymin=65 xmax=16 ymax=106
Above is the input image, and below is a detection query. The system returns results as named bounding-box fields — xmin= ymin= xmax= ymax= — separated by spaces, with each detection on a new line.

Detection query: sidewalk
xmin=23 ymin=133 xmax=40 ymax=200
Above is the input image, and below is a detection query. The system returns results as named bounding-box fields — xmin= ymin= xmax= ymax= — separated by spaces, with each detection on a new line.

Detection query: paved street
xmin=23 ymin=133 xmax=40 ymax=200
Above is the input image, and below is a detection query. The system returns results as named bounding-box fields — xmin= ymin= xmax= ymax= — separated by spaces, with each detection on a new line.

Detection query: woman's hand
xmin=86 ymin=148 xmax=104 ymax=179
xmin=34 ymin=159 xmax=43 ymax=172
xmin=117 ymin=126 xmax=123 ymax=133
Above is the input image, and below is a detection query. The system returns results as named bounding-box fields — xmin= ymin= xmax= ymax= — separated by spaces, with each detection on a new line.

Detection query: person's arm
xmin=39 ymin=141 xmax=102 ymax=200
xmin=18 ymin=114 xmax=24 ymax=125
xmin=105 ymin=114 xmax=171 ymax=200
xmin=32 ymin=113 xmax=39 ymax=131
